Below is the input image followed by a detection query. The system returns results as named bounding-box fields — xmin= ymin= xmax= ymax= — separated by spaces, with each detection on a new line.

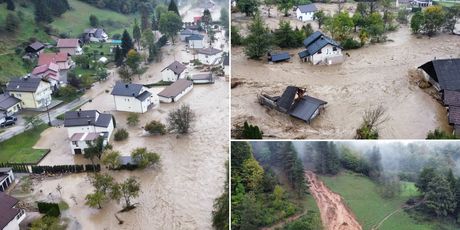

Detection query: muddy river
xmin=231 ymin=10 xmax=460 ymax=139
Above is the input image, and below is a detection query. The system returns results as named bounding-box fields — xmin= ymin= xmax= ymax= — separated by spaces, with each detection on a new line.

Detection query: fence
xmin=0 ymin=162 xmax=101 ymax=174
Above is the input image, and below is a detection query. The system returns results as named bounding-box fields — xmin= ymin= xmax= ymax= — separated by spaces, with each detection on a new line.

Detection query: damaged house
xmin=298 ymin=31 xmax=343 ymax=65
xmin=419 ymin=58 xmax=460 ymax=136
xmin=258 ymin=86 xmax=327 ymax=123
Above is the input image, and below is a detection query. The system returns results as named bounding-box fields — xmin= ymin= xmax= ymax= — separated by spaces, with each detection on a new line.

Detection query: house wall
xmin=113 ymin=93 xmax=154 ymax=114
xmin=60 ymin=46 xmax=82 ymax=56
xmin=161 ymin=69 xmax=179 ymax=82
xmin=189 ymin=40 xmax=204 ymax=49
xmin=296 ymin=9 xmax=315 ymax=21
xmin=3 ymin=217 xmax=20 ymax=230
xmin=70 ymin=138 xmax=108 ymax=154
xmin=198 ymin=53 xmax=221 ymax=65
xmin=9 ymin=81 xmax=52 ymax=109
xmin=159 ymin=84 xmax=193 ymax=103
xmin=224 ymin=65 xmax=229 ymax=76
xmin=310 ymin=44 xmax=343 ymax=65
xmin=3 ymin=102 xmax=21 ymax=116
xmin=0 ymin=169 xmax=15 ymax=192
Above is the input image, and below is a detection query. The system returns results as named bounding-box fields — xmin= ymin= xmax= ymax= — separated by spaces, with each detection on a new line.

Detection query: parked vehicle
xmin=0 ymin=120 xmax=16 ymax=128
xmin=5 ymin=116 xmax=17 ymax=121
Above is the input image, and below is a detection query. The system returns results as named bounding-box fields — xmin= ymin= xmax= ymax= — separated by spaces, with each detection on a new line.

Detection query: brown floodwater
xmin=231 ymin=12 xmax=459 ymax=139
xmin=23 ymin=5 xmax=229 ymax=229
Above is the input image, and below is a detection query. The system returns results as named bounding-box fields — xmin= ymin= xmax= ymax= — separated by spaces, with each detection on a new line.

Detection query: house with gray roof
xmin=83 ymin=28 xmax=108 ymax=42
xmin=298 ymin=31 xmax=343 ymax=65
xmin=0 ymin=94 xmax=21 ymax=116
xmin=296 ymin=4 xmax=317 ymax=21
xmin=6 ymin=77 xmax=52 ymax=109
xmin=186 ymin=34 xmax=205 ymax=49
xmin=179 ymin=29 xmax=199 ymax=41
xmin=111 ymin=82 xmax=158 ymax=113
xmin=258 ymin=86 xmax=327 ymax=123
xmin=0 ymin=192 xmax=26 ymax=230
xmin=161 ymin=61 xmax=187 ymax=82
xmin=196 ymin=47 xmax=223 ymax=65
xmin=158 ymin=79 xmax=193 ymax=103
xmin=64 ymin=110 xmax=115 ymax=154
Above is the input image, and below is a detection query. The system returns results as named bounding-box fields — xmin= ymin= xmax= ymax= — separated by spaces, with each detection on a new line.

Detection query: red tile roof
xmin=57 ymin=39 xmax=80 ymax=48
xmin=38 ymin=52 xmax=69 ymax=66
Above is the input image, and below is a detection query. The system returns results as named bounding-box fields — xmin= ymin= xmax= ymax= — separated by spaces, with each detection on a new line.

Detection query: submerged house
xmin=296 ymin=4 xmax=317 ymax=21
xmin=0 ymin=192 xmax=26 ymax=230
xmin=111 ymin=82 xmax=158 ymax=113
xmin=258 ymin=86 xmax=327 ymax=123
xmin=161 ymin=61 xmax=187 ymax=82
xmin=298 ymin=31 xmax=343 ymax=65
xmin=191 ymin=72 xmax=214 ymax=84
xmin=158 ymin=79 xmax=193 ymax=103
xmin=196 ymin=47 xmax=222 ymax=65
xmin=64 ymin=110 xmax=115 ymax=154
xmin=186 ymin=34 xmax=205 ymax=49
xmin=268 ymin=52 xmax=290 ymax=63
xmin=419 ymin=58 xmax=460 ymax=135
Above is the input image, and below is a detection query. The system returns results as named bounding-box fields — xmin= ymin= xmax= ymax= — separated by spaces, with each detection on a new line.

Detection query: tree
xmin=121 ymin=30 xmax=133 ymax=57
xmin=241 ymin=158 xmax=264 ymax=191
xmin=274 ymin=20 xmax=301 ymax=48
xmin=89 ymin=14 xmax=99 ymax=27
xmin=425 ymin=174 xmax=456 ymax=216
xmin=113 ymin=45 xmax=123 ymax=66
xmin=277 ymin=0 xmax=294 ymax=17
xmin=111 ymin=177 xmax=141 ymax=208
xmin=315 ymin=142 xmax=340 ymax=175
xmin=5 ymin=13 xmax=19 ymax=32
xmin=126 ymin=49 xmax=141 ymax=75
xmin=167 ymin=104 xmax=195 ymax=134
xmin=356 ymin=2 xmax=369 ymax=16
xmin=352 ymin=12 xmax=365 ymax=32
xmin=313 ymin=10 xmax=327 ymax=29
xmin=92 ymin=173 xmax=114 ymax=194
xmin=155 ymin=4 xmax=168 ymax=23
xmin=159 ymin=11 xmax=182 ymax=44
xmin=118 ymin=65 xmax=132 ymax=82
xmin=145 ymin=120 xmax=167 ymax=135
xmin=264 ymin=0 xmax=276 ymax=17
xmin=416 ymin=167 xmax=436 ymax=193
xmin=366 ymin=12 xmax=385 ymax=41
xmin=30 ymin=216 xmax=65 ymax=230
xmin=84 ymin=136 xmax=106 ymax=169
xmin=427 ymin=129 xmax=457 ymax=139
xmin=131 ymin=148 xmax=160 ymax=169
xmin=212 ymin=178 xmax=229 ymax=230
xmin=114 ymin=128 xmax=129 ymax=141
xmin=367 ymin=147 xmax=382 ymax=180
xmin=101 ymin=150 xmax=121 ymax=169
xmin=411 ymin=11 xmax=425 ymax=34
xmin=397 ymin=9 xmax=409 ymax=24
xmin=139 ymin=2 xmax=153 ymax=31
xmin=85 ymin=191 xmax=106 ymax=209
xmin=202 ymin=9 xmax=212 ymax=29
xmin=231 ymin=25 xmax=244 ymax=46
xmin=355 ymin=105 xmax=388 ymax=139
xmin=423 ymin=5 xmax=445 ymax=36
xmin=168 ymin=0 xmax=180 ymax=16
xmin=34 ymin=2 xmax=52 ymax=23
xmin=132 ymin=19 xmax=141 ymax=48
xmin=324 ymin=12 xmax=354 ymax=41
xmin=238 ymin=0 xmax=259 ymax=16
xmin=127 ymin=113 xmax=139 ymax=126
xmin=220 ymin=7 xmax=229 ymax=29
xmin=244 ymin=13 xmax=272 ymax=59
xmin=241 ymin=121 xmax=263 ymax=139
xmin=6 ymin=0 xmax=15 ymax=11
xmin=24 ymin=116 xmax=43 ymax=129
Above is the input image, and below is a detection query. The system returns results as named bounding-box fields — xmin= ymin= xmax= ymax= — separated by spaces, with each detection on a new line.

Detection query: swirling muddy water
xmin=231 ymin=7 xmax=460 ymax=139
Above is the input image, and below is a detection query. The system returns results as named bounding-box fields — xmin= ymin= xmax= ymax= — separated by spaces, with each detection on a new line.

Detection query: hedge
xmin=37 ymin=202 xmax=60 ymax=217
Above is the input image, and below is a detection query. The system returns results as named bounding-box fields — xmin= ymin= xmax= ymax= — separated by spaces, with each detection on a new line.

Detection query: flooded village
xmin=231 ymin=1 xmax=460 ymax=139
xmin=0 ymin=0 xmax=229 ymax=229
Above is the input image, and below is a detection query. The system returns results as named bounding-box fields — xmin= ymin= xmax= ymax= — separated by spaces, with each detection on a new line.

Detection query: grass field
xmin=51 ymin=0 xmax=134 ymax=38
xmin=320 ymin=171 xmax=459 ymax=230
xmin=0 ymin=124 xmax=49 ymax=164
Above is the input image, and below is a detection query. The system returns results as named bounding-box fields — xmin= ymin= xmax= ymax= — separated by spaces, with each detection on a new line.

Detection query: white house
xmin=187 ymin=34 xmax=205 ymax=49
xmin=6 ymin=77 xmax=53 ymax=109
xmin=222 ymin=56 xmax=229 ymax=76
xmin=57 ymin=39 xmax=82 ymax=55
xmin=298 ymin=31 xmax=343 ymax=65
xmin=64 ymin=110 xmax=115 ymax=154
xmin=0 ymin=192 xmax=26 ymax=230
xmin=196 ymin=47 xmax=223 ymax=65
xmin=83 ymin=28 xmax=109 ymax=42
xmin=296 ymin=4 xmax=317 ymax=21
xmin=111 ymin=82 xmax=158 ymax=113
xmin=0 ymin=94 xmax=21 ymax=116
xmin=158 ymin=79 xmax=193 ymax=103
xmin=0 ymin=168 xmax=15 ymax=192
xmin=161 ymin=61 xmax=187 ymax=82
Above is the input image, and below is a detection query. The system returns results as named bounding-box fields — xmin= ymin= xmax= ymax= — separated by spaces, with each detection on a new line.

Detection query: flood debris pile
xmin=419 ymin=58 xmax=460 ymax=136
xmin=258 ymin=86 xmax=327 ymax=123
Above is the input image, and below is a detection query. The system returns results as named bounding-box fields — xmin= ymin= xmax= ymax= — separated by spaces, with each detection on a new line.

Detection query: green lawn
xmin=0 ymin=124 xmax=49 ymax=164
xmin=320 ymin=172 xmax=434 ymax=230
xmin=51 ymin=0 xmax=134 ymax=38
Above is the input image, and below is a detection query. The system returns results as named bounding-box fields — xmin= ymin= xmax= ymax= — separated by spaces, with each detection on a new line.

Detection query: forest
xmin=232 ymin=141 xmax=460 ymax=229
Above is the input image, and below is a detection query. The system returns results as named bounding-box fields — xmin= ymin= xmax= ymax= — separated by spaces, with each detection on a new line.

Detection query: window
xmin=72 ymin=141 xmax=78 ymax=146
xmin=333 ymin=47 xmax=337 ymax=51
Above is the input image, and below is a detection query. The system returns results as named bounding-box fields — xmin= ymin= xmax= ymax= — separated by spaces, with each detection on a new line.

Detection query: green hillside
xmin=51 ymin=0 xmax=134 ymax=38
xmin=320 ymin=171 xmax=458 ymax=230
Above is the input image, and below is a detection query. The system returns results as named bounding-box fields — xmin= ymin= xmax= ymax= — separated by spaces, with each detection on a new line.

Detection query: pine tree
xmin=6 ymin=0 xmax=15 ymax=11
xmin=114 ymin=46 xmax=123 ymax=66
xmin=244 ymin=13 xmax=272 ymax=60
xmin=34 ymin=2 xmax=53 ymax=23
xmin=416 ymin=167 xmax=436 ymax=193
xmin=168 ymin=0 xmax=180 ymax=16
xmin=425 ymin=174 xmax=456 ymax=216
xmin=121 ymin=30 xmax=133 ymax=57
xmin=139 ymin=2 xmax=153 ymax=31
xmin=132 ymin=19 xmax=141 ymax=48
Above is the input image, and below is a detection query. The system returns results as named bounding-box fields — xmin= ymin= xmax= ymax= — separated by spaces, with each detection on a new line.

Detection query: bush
xmin=427 ymin=129 xmax=457 ymax=139
xmin=101 ymin=150 xmax=121 ymax=169
xmin=114 ymin=128 xmax=129 ymax=141
xmin=145 ymin=120 xmax=166 ymax=135
xmin=167 ymin=104 xmax=195 ymax=134
xmin=131 ymin=148 xmax=160 ymax=168
xmin=127 ymin=113 xmax=139 ymax=126
xmin=241 ymin=121 xmax=263 ymax=139
xmin=37 ymin=202 xmax=61 ymax=217
xmin=53 ymin=86 xmax=80 ymax=102
xmin=341 ymin=38 xmax=361 ymax=50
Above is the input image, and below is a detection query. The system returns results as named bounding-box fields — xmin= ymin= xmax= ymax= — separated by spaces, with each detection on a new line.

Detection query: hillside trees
xmin=132 ymin=19 xmax=141 ymax=48
xmin=315 ymin=142 xmax=340 ymax=175
xmin=121 ymin=30 xmax=134 ymax=57
xmin=33 ymin=0 xmax=69 ymax=23
xmin=277 ymin=0 xmax=294 ymax=17
xmin=238 ymin=0 xmax=259 ymax=16
xmin=6 ymin=0 xmax=15 ymax=11
xmin=168 ymin=0 xmax=180 ymax=16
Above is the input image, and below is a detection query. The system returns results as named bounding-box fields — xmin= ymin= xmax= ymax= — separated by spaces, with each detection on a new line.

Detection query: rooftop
xmin=162 ymin=61 xmax=187 ymax=75
xmin=270 ymin=52 xmax=290 ymax=62
xmin=57 ymin=39 xmax=80 ymax=48
xmin=111 ymin=82 xmax=144 ymax=97
xmin=196 ymin=47 xmax=222 ymax=55
xmin=38 ymin=52 xmax=69 ymax=66
xmin=419 ymin=58 xmax=460 ymax=91
xmin=158 ymin=79 xmax=193 ymax=98
xmin=0 ymin=94 xmax=21 ymax=111
xmin=0 ymin=192 xmax=20 ymax=229
xmin=64 ymin=110 xmax=113 ymax=128
xmin=6 ymin=77 xmax=45 ymax=92
xmin=301 ymin=31 xmax=341 ymax=56
xmin=297 ymin=4 xmax=317 ymax=13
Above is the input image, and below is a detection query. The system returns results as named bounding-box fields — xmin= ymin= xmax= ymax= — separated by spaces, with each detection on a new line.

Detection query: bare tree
xmin=355 ymin=105 xmax=389 ymax=139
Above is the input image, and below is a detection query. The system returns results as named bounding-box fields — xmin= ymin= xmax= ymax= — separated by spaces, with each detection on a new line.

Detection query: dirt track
xmin=306 ymin=171 xmax=362 ymax=230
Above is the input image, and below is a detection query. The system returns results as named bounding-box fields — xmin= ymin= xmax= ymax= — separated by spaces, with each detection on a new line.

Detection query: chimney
xmin=125 ymin=84 xmax=129 ymax=88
